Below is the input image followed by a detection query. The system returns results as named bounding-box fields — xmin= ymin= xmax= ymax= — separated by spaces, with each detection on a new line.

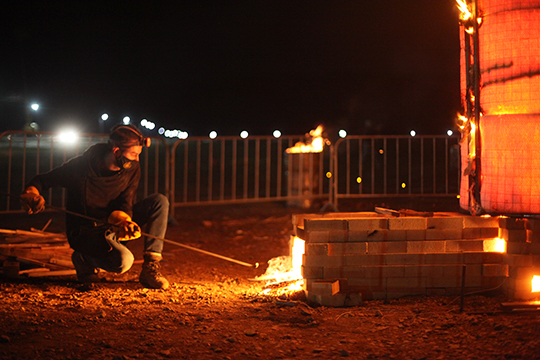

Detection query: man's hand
xmin=20 ymin=186 xmax=46 ymax=214
xmin=108 ymin=210 xmax=141 ymax=241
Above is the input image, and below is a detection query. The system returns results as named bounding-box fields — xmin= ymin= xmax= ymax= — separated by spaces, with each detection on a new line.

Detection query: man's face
xmin=121 ymin=145 xmax=143 ymax=162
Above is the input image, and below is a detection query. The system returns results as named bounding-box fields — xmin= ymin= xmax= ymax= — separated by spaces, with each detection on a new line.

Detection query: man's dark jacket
xmin=26 ymin=143 xmax=140 ymax=255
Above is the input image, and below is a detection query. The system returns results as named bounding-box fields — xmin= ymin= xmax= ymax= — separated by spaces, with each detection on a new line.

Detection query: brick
xmin=295 ymin=225 xmax=307 ymax=240
xmin=406 ymin=230 xmax=426 ymax=240
xmin=388 ymin=217 xmax=427 ymax=230
xmin=324 ymin=266 xmax=363 ymax=279
xmin=424 ymin=253 xmax=463 ymax=265
xmin=499 ymin=217 xmax=526 ymax=230
xmin=425 ymin=229 xmax=446 ymax=240
xmin=366 ymin=229 xmax=389 ymax=241
xmin=304 ymin=219 xmax=348 ymax=231
xmin=506 ymin=242 xmax=531 ymax=255
xmin=442 ymin=229 xmax=463 ymax=240
xmin=462 ymin=227 xmax=499 ymax=239
xmin=508 ymin=266 xmax=540 ymax=279
xmin=303 ymin=254 xmax=343 ymax=267
xmin=305 ymin=243 xmax=328 ymax=256
xmin=307 ymin=279 xmax=340 ymax=295
xmin=363 ymin=265 xmax=405 ymax=278
xmin=348 ymin=218 xmax=388 ymax=231
xmin=463 ymin=215 xmax=499 ymax=228
xmin=386 ymin=288 xmax=427 ymax=298
xmin=527 ymin=230 xmax=540 ymax=244
xmin=531 ymin=243 xmax=540 ymax=255
xmin=387 ymin=230 xmax=408 ymax=241
xmin=407 ymin=241 xmax=445 ymax=253
xmin=328 ymin=243 xmax=367 ymax=255
xmin=306 ymin=292 xmax=345 ymax=307
xmin=301 ymin=266 xmax=324 ymax=279
xmin=427 ymin=216 xmax=463 ymax=230
xmin=535 ymin=255 xmax=540 ymax=266
xmin=482 ymin=238 xmax=507 ymax=253
xmin=503 ymin=254 xmax=534 ymax=267
xmin=404 ymin=265 xmax=443 ymax=277
xmin=464 ymin=274 xmax=483 ymax=287
xmin=445 ymin=240 xmax=484 ymax=252
xmin=343 ymin=254 xmax=386 ymax=266
xmin=482 ymin=264 xmax=509 ymax=277
xmin=387 ymin=277 xmax=426 ymax=288
xmin=348 ymin=230 xmax=369 ymax=242
xmin=347 ymin=277 xmax=386 ymax=287
xmin=526 ymin=219 xmax=540 ymax=232
xmin=426 ymin=276 xmax=461 ymax=288
xmin=499 ymin=228 xmax=528 ymax=242
xmin=307 ymin=230 xmax=349 ymax=243
xmin=463 ymin=252 xmax=504 ymax=264
xmin=385 ymin=253 xmax=424 ymax=265
xmin=367 ymin=241 xmax=407 ymax=254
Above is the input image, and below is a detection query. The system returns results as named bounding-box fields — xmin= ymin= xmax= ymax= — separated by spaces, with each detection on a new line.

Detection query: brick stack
xmin=500 ymin=217 xmax=540 ymax=300
xmin=293 ymin=212 xmax=540 ymax=307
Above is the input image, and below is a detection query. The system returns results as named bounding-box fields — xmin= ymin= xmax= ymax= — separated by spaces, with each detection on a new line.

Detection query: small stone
xmin=340 ymin=349 xmax=350 ymax=357
xmin=245 ymin=328 xmax=257 ymax=337
xmin=0 ymin=335 xmax=10 ymax=343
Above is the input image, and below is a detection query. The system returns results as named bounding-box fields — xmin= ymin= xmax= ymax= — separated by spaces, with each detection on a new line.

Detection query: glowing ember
xmin=286 ymin=125 xmax=327 ymax=154
xmin=532 ymin=276 xmax=540 ymax=293
xmin=483 ymin=238 xmax=506 ymax=253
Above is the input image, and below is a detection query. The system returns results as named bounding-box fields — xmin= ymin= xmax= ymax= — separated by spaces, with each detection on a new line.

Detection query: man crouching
xmin=19 ymin=124 xmax=169 ymax=289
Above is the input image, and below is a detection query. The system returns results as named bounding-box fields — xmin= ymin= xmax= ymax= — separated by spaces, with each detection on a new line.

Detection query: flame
xmin=286 ymin=125 xmax=326 ymax=154
xmin=456 ymin=0 xmax=472 ymax=21
xmin=483 ymin=238 xmax=507 ymax=253
xmin=532 ymin=276 xmax=540 ymax=293
xmin=256 ymin=236 xmax=306 ymax=296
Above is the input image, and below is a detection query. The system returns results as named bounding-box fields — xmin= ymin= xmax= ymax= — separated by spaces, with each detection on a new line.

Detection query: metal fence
xmin=169 ymin=136 xmax=331 ymax=216
xmin=0 ymin=131 xmax=169 ymax=212
xmin=331 ymin=135 xmax=461 ymax=209
xmin=0 ymin=131 xmax=460 ymax=215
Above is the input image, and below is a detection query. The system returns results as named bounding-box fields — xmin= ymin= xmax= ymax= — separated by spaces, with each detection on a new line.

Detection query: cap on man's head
xmin=109 ymin=124 xmax=151 ymax=148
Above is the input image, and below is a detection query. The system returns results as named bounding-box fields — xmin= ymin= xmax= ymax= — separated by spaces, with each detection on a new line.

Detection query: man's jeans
xmin=82 ymin=193 xmax=169 ymax=273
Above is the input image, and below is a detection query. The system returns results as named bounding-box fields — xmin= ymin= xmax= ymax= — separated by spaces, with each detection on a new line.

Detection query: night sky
xmin=1 ymin=0 xmax=462 ymax=137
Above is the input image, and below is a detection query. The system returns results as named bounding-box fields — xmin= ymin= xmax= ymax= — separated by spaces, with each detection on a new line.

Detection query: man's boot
xmin=139 ymin=252 xmax=169 ymax=289
xmin=71 ymin=251 xmax=100 ymax=283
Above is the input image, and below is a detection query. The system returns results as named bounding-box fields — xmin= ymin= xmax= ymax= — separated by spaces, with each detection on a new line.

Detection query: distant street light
xmin=240 ymin=130 xmax=249 ymax=139
xmin=122 ymin=116 xmax=130 ymax=125
xmin=99 ymin=113 xmax=109 ymax=133
xmin=30 ymin=103 xmax=39 ymax=111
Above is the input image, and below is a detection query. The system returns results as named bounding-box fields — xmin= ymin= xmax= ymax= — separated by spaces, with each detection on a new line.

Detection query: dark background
xmin=0 ymin=0 xmax=462 ymax=137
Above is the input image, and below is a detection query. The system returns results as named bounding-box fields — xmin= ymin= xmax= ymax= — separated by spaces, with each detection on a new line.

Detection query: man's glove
xmin=20 ymin=186 xmax=46 ymax=214
xmin=108 ymin=210 xmax=141 ymax=241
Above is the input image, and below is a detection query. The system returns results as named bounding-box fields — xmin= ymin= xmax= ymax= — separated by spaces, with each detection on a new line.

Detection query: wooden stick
xmin=27 ymin=269 xmax=76 ymax=277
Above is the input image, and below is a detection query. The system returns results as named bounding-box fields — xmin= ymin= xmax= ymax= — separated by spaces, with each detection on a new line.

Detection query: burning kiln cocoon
xmin=291 ymin=212 xmax=540 ymax=307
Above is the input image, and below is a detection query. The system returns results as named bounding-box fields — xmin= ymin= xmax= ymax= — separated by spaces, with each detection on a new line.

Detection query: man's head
xmin=108 ymin=125 xmax=150 ymax=170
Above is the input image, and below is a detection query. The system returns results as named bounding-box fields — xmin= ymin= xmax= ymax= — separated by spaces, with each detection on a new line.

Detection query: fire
xmin=456 ymin=0 xmax=472 ymax=22
xmin=256 ymin=236 xmax=306 ymax=296
xmin=532 ymin=276 xmax=540 ymax=293
xmin=483 ymin=237 xmax=506 ymax=253
xmin=286 ymin=125 xmax=327 ymax=154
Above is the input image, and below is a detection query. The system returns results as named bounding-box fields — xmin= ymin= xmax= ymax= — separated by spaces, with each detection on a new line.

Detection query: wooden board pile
xmin=0 ymin=226 xmax=75 ymax=278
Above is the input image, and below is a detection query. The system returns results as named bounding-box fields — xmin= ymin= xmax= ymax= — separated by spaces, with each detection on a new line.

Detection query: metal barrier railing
xmin=331 ymin=135 xmax=461 ymax=209
xmin=169 ymin=136 xmax=331 ymax=217
xmin=0 ymin=131 xmax=169 ymax=212
xmin=1 ymin=131 xmax=460 ymax=215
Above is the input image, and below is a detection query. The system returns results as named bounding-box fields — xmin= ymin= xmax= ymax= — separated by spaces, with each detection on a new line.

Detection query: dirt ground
xmin=1 ymin=199 xmax=540 ymax=359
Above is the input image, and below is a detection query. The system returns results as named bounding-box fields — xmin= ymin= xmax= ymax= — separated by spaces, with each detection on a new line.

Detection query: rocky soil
xmin=1 ymin=200 xmax=540 ymax=359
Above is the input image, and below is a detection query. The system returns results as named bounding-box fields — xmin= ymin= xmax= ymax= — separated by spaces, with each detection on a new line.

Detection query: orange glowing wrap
xmin=459 ymin=0 xmax=540 ymax=214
